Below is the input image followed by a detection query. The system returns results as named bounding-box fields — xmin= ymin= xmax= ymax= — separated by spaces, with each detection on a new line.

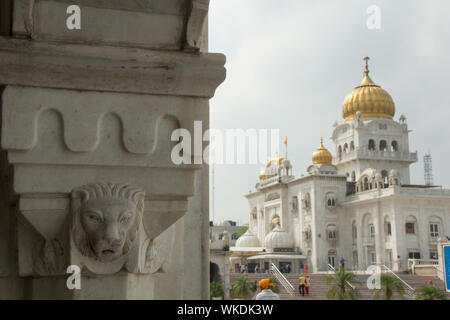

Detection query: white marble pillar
xmin=0 ymin=0 xmax=225 ymax=300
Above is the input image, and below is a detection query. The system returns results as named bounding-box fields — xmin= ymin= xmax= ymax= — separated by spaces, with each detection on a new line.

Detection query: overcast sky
xmin=207 ymin=0 xmax=450 ymax=225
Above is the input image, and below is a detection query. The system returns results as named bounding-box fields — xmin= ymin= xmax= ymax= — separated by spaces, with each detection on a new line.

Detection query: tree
xmin=326 ymin=268 xmax=360 ymax=300
xmin=372 ymin=274 xmax=405 ymax=300
xmin=231 ymin=278 xmax=254 ymax=299
xmin=235 ymin=226 xmax=248 ymax=239
xmin=210 ymin=281 xmax=224 ymax=299
xmin=414 ymin=283 xmax=448 ymax=300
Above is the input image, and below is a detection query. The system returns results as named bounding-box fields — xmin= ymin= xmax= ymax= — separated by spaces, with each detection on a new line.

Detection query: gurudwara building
xmin=230 ymin=58 xmax=450 ymax=274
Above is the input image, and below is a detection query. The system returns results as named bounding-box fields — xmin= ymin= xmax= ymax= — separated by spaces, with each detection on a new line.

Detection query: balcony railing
xmin=333 ymin=148 xmax=418 ymax=164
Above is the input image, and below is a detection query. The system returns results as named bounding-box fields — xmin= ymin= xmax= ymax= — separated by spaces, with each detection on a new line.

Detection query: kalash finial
xmin=363 ymin=56 xmax=370 ymax=76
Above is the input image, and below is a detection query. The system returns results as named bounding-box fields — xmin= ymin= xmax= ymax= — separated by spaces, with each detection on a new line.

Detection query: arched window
xmin=352 ymin=222 xmax=357 ymax=244
xmin=363 ymin=177 xmax=369 ymax=191
xmin=327 ymin=225 xmax=337 ymax=240
xmin=384 ymin=216 xmax=392 ymax=237
xmin=351 ymin=171 xmax=356 ymax=182
xmin=343 ymin=143 xmax=349 ymax=153
xmin=326 ymin=192 xmax=337 ymax=208
xmin=379 ymin=140 xmax=387 ymax=151
xmin=338 ymin=146 xmax=342 ymax=160
xmin=350 ymin=141 xmax=355 ymax=151
xmin=391 ymin=140 xmax=398 ymax=152
xmin=368 ymin=139 xmax=375 ymax=151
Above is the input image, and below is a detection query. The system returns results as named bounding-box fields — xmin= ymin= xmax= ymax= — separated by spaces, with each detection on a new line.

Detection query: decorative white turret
xmin=235 ymin=230 xmax=260 ymax=247
xmin=263 ymin=226 xmax=294 ymax=252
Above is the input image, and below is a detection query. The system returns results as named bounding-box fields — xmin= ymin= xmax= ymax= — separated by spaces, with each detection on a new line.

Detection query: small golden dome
xmin=312 ymin=138 xmax=332 ymax=165
xmin=259 ymin=155 xmax=284 ymax=181
xmin=266 ymin=156 xmax=284 ymax=167
xmin=342 ymin=57 xmax=395 ymax=121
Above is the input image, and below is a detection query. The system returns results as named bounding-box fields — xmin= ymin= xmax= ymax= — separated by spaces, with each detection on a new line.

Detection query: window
xmin=328 ymin=250 xmax=337 ymax=268
xmin=430 ymin=251 xmax=438 ymax=260
xmin=368 ymin=139 xmax=375 ymax=151
xmin=379 ymin=140 xmax=387 ymax=151
xmin=379 ymin=123 xmax=387 ymax=130
xmin=328 ymin=230 xmax=337 ymax=240
xmin=350 ymin=141 xmax=355 ymax=151
xmin=338 ymin=146 xmax=342 ymax=160
xmin=405 ymin=222 xmax=415 ymax=235
xmin=391 ymin=141 xmax=398 ymax=152
xmin=327 ymin=225 xmax=337 ymax=240
xmin=386 ymin=222 xmax=392 ymax=236
xmin=351 ymin=171 xmax=356 ymax=182
xmin=231 ymin=233 xmax=239 ymax=240
xmin=430 ymin=223 xmax=439 ymax=239
xmin=408 ymin=250 xmax=421 ymax=259
xmin=370 ymin=251 xmax=377 ymax=265
xmin=326 ymin=193 xmax=336 ymax=208
xmin=343 ymin=143 xmax=349 ymax=153
xmin=369 ymin=224 xmax=375 ymax=239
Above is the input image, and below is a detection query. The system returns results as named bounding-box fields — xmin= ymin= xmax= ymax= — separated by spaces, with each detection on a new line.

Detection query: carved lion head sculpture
xmin=71 ymin=182 xmax=145 ymax=262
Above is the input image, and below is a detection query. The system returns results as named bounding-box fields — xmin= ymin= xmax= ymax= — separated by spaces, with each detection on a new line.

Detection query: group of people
xmin=298 ymin=274 xmax=311 ymax=297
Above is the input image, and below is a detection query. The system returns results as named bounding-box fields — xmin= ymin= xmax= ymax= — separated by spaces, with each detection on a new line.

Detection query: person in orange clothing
xmin=304 ymin=276 xmax=310 ymax=296
xmin=255 ymin=278 xmax=280 ymax=300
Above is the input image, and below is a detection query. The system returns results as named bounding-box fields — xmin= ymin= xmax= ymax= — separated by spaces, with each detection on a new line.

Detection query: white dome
xmin=264 ymin=226 xmax=294 ymax=252
xmin=235 ymin=230 xmax=260 ymax=247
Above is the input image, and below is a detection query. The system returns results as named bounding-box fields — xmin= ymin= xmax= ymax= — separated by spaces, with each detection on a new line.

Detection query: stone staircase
xmin=230 ymin=272 xmax=448 ymax=300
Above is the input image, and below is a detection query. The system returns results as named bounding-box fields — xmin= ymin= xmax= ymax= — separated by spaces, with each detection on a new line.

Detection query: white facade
xmin=232 ymin=62 xmax=450 ymax=274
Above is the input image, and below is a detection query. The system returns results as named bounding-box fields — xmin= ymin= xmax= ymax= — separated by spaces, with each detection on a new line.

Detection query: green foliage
xmin=210 ymin=281 xmax=224 ymax=299
xmin=231 ymin=278 xmax=254 ymax=299
xmin=269 ymin=278 xmax=280 ymax=294
xmin=235 ymin=226 xmax=248 ymax=239
xmin=222 ymin=245 xmax=229 ymax=251
xmin=372 ymin=274 xmax=405 ymax=300
xmin=414 ymin=284 xmax=448 ymax=300
xmin=326 ymin=268 xmax=360 ymax=300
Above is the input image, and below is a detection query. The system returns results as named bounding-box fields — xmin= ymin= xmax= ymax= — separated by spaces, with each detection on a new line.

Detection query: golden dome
xmin=342 ymin=57 xmax=395 ymax=121
xmin=259 ymin=155 xmax=284 ymax=181
xmin=312 ymin=138 xmax=332 ymax=165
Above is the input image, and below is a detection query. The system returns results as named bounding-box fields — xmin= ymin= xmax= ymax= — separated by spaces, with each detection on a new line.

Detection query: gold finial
xmin=363 ymin=56 xmax=370 ymax=76
xmin=320 ymin=137 xmax=324 ymax=148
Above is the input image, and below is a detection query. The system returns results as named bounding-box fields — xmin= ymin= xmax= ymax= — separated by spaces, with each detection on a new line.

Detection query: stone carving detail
xmin=266 ymin=192 xmax=280 ymax=202
xmin=301 ymin=192 xmax=311 ymax=211
xmin=270 ymin=213 xmax=281 ymax=231
xmin=290 ymin=196 xmax=298 ymax=216
xmin=71 ymin=182 xmax=144 ymax=263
